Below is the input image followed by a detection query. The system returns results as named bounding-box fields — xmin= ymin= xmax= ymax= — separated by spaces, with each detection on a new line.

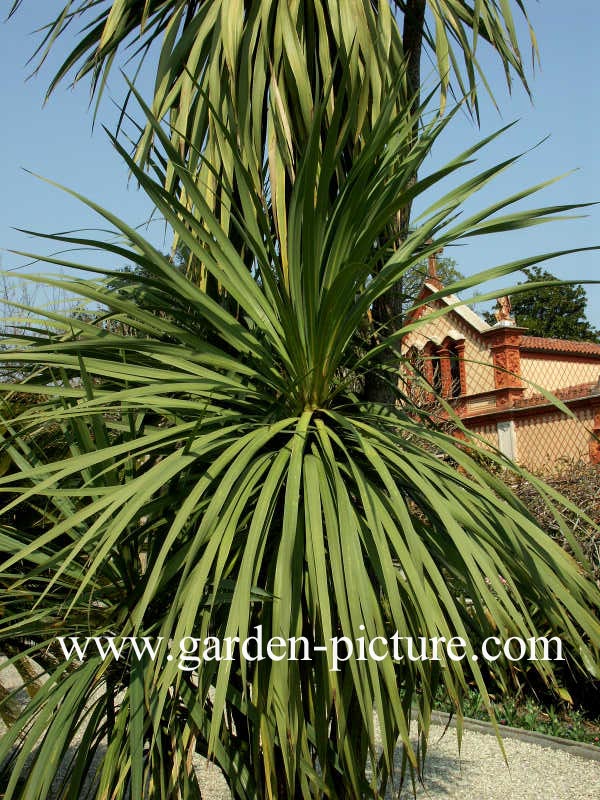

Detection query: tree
xmin=11 ymin=2 xmax=535 ymax=176
xmin=8 ymin=1 xmax=538 ymax=403
xmin=3 ymin=4 xmax=600 ymax=800
xmin=484 ymin=266 xmax=600 ymax=341
xmin=1 ymin=81 xmax=599 ymax=800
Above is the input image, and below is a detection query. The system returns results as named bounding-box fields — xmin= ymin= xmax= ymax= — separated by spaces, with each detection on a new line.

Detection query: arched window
xmin=437 ymin=338 xmax=466 ymax=399
xmin=420 ymin=339 xmax=465 ymax=399
xmin=449 ymin=345 xmax=462 ymax=398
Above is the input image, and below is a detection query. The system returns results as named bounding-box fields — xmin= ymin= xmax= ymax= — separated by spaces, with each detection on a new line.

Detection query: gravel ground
xmin=391 ymin=721 xmax=600 ymax=799
xmin=193 ymin=719 xmax=600 ymax=800
xmin=3 ymin=718 xmax=600 ymax=799
xmin=3 ymin=650 xmax=600 ymax=800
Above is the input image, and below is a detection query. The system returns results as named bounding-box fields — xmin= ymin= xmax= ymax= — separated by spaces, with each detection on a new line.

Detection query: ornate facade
xmin=403 ymin=273 xmax=600 ymax=470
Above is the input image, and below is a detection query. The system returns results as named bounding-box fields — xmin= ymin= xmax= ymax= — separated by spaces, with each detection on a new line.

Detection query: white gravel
xmin=193 ymin=720 xmax=600 ymax=800
xmin=3 ymin=651 xmax=600 ymax=800
xmin=391 ymin=721 xmax=600 ymax=799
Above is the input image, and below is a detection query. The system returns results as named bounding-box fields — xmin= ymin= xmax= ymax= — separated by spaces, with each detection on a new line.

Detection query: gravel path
xmin=391 ymin=721 xmax=600 ymax=799
xmin=3 ymin=717 xmax=600 ymax=798
xmin=193 ymin=719 xmax=600 ymax=800
xmin=3 ymin=650 xmax=599 ymax=800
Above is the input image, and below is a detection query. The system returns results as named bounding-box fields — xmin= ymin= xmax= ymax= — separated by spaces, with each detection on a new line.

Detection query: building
xmin=403 ymin=254 xmax=600 ymax=470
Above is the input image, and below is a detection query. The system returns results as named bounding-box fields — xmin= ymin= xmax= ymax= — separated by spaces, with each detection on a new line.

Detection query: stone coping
xmin=428 ymin=708 xmax=600 ymax=762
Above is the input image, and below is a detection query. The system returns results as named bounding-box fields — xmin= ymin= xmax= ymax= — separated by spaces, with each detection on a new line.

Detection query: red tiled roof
xmin=520 ymin=335 xmax=600 ymax=356
xmin=513 ymin=381 xmax=600 ymax=409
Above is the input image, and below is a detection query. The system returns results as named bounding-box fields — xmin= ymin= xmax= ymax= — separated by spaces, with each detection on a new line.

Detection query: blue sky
xmin=1 ymin=2 xmax=599 ymax=325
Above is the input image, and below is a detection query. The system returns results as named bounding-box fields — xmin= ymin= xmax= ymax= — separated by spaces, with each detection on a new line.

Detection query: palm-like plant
xmin=1 ymin=85 xmax=599 ymax=799
xmin=10 ymin=1 xmax=540 ymax=407
xmin=10 ymin=1 xmax=537 ymax=247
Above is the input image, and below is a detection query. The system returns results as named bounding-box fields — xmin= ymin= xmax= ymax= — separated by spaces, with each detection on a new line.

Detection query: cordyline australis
xmin=0 ymin=81 xmax=599 ymax=799
xmin=8 ymin=0 xmax=540 ymax=408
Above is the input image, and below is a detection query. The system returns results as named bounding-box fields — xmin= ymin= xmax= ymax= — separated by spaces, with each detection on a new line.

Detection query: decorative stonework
xmin=493 ymin=295 xmax=515 ymax=325
xmin=493 ymin=348 xmax=521 ymax=388
xmin=482 ymin=326 xmax=527 ymax=405
xmin=437 ymin=343 xmax=452 ymax=397
xmin=485 ymin=327 xmax=526 ymax=350
xmin=455 ymin=339 xmax=467 ymax=396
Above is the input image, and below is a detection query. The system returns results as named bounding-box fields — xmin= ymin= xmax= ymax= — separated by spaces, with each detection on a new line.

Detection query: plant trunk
xmin=364 ymin=0 xmax=426 ymax=406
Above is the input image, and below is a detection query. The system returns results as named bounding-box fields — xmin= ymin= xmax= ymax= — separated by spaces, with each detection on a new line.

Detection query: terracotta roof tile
xmin=520 ymin=335 xmax=600 ymax=356
xmin=513 ymin=381 xmax=600 ymax=409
